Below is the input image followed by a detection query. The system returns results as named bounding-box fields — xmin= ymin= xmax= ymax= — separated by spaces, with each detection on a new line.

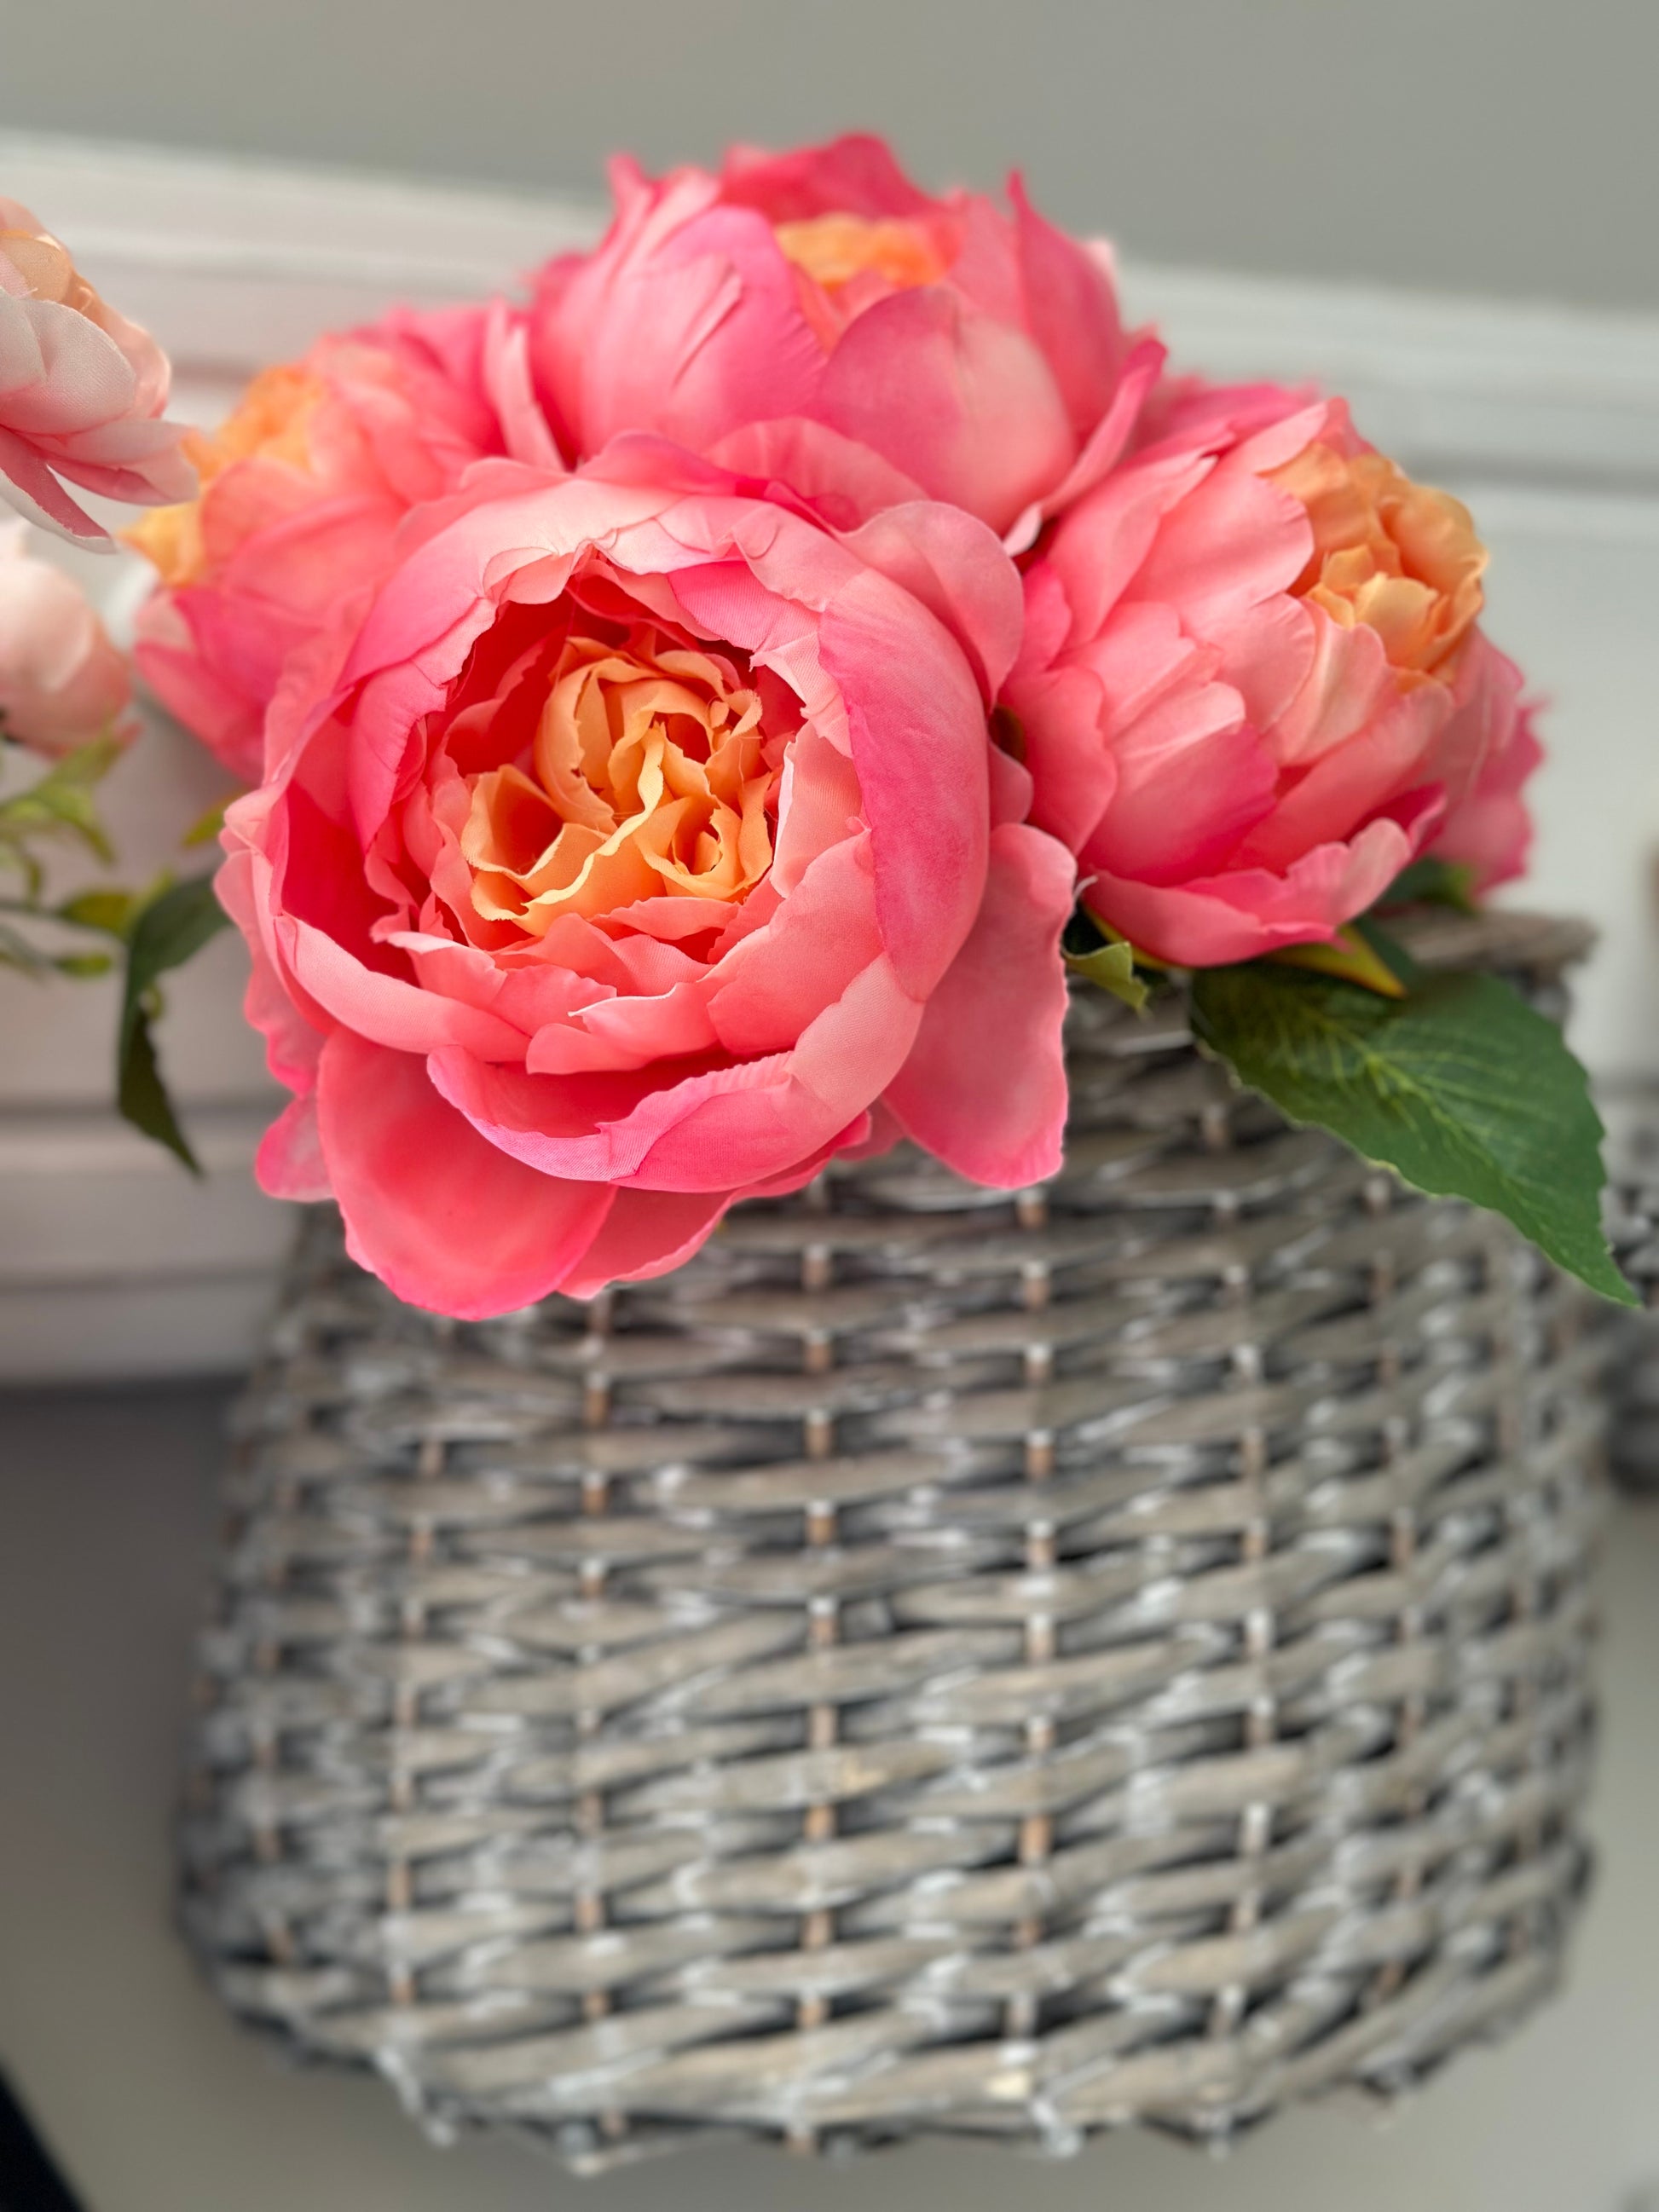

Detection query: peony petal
xmin=0 ymin=423 xmax=109 ymax=542
xmin=1088 ymin=806 xmax=1435 ymax=967
xmin=882 ymin=822 xmax=1074 ymax=1187
xmin=316 ymin=1031 xmax=616 ymax=1318
xmin=254 ymin=1094 xmax=331 ymax=1201
xmin=819 ymin=287 xmax=1076 ymax=537
xmin=817 ymin=565 xmax=989 ymax=999
xmin=839 ymin=500 xmax=1024 ymax=702
xmin=556 ymin=1185 xmax=733 ymax=1297
xmin=1010 ymin=178 xmax=1127 ymax=436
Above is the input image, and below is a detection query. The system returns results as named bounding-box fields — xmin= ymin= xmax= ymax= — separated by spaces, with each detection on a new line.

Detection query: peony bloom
xmin=219 ymin=450 xmax=1074 ymax=1316
xmin=529 ymin=135 xmax=1162 ymax=546
xmin=0 ymin=519 xmax=131 ymax=756
xmin=0 ymin=199 xmax=194 ymax=545
xmin=127 ymin=302 xmax=560 ymax=783
xmin=1004 ymin=381 xmax=1538 ymax=966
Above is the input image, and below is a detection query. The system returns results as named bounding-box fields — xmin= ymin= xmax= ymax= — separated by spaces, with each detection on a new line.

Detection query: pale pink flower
xmin=0 ymin=198 xmax=194 ymax=546
xmin=0 ymin=521 xmax=130 ymax=756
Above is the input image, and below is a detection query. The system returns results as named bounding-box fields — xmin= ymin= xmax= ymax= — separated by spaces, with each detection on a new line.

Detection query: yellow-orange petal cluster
xmin=124 ymin=364 xmax=323 ymax=589
xmin=462 ymin=630 xmax=780 ymax=933
xmin=773 ymin=212 xmax=949 ymax=297
xmin=1272 ymin=442 xmax=1488 ymax=681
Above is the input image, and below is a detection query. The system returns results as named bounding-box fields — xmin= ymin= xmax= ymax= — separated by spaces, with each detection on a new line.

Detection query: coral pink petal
xmin=1013 ymin=658 xmax=1115 ymax=856
xmin=1083 ymin=682 xmax=1276 ymax=883
xmin=818 ymin=572 xmax=989 ymax=998
xmin=819 ymin=289 xmax=1075 ymax=538
xmin=1010 ymin=176 xmax=1127 ymax=436
xmin=708 ymin=418 xmax=928 ymax=531
xmin=557 ymin=1186 xmax=734 ymax=1297
xmin=883 ymin=822 xmax=1074 ymax=1188
xmin=719 ymin=134 xmax=934 ymax=221
xmin=1009 ymin=333 xmax=1167 ymax=549
xmin=278 ymin=915 xmax=528 ymax=1061
xmin=565 ymin=201 xmax=825 ymax=457
xmin=254 ymin=1094 xmax=331 ymax=1202
xmin=839 ymin=501 xmax=1024 ymax=702
xmin=1090 ymin=813 xmax=1426 ymax=968
xmin=316 ymin=1031 xmax=616 ymax=1318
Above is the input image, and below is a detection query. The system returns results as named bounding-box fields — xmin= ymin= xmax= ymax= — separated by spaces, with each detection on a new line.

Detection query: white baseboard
xmin=3 ymin=128 xmax=1657 ymax=1381
xmin=0 ymin=1106 xmax=294 ymax=1381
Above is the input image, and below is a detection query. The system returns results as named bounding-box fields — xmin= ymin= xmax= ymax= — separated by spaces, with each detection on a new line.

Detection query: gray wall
xmin=3 ymin=0 xmax=1656 ymax=313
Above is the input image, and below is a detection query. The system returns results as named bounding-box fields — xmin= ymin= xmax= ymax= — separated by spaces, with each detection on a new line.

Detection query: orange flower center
xmin=124 ymin=364 xmax=323 ymax=588
xmin=461 ymin=631 xmax=779 ymax=934
xmin=773 ymin=213 xmax=948 ymax=297
xmin=1271 ymin=442 xmax=1488 ymax=679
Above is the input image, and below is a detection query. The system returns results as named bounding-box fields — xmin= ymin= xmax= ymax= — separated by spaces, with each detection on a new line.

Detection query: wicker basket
xmin=181 ymin=910 xmax=1610 ymax=2167
xmin=1601 ymin=1083 xmax=1659 ymax=1493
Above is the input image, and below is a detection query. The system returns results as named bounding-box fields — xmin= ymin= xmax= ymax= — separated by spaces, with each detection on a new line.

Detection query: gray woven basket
xmin=1601 ymin=1082 xmax=1659 ymax=1493
xmin=181 ymin=910 xmax=1610 ymax=2168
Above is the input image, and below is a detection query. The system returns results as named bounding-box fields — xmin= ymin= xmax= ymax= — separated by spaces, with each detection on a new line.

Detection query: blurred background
xmin=4 ymin=0 xmax=1659 ymax=312
xmin=1 ymin=5 xmax=1656 ymax=2209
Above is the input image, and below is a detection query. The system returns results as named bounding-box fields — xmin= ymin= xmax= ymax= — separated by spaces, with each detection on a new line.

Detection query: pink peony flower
xmin=219 ymin=449 xmax=1073 ymax=1316
xmin=1004 ymin=380 xmax=1538 ymax=966
xmin=0 ymin=199 xmax=194 ymax=545
xmin=0 ymin=520 xmax=131 ymax=756
xmin=128 ymin=302 xmax=560 ymax=783
xmin=529 ymin=135 xmax=1162 ymax=546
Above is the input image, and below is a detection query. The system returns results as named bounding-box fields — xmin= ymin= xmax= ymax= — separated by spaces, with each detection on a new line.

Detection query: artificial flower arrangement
xmin=2 ymin=142 xmax=1633 ymax=1306
xmin=0 ymin=195 xmax=231 ymax=1164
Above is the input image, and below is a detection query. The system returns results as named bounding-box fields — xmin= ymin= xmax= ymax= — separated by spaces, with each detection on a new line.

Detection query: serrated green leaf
xmin=1189 ymin=959 xmax=1635 ymax=1304
xmin=117 ymin=873 xmax=232 ymax=1173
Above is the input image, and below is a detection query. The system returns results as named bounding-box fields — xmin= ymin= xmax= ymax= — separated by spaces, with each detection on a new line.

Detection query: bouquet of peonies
xmin=11 ymin=133 xmax=1611 ymax=1313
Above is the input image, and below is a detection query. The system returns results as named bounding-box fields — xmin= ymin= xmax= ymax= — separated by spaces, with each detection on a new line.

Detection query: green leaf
xmin=0 ymin=919 xmax=53 ymax=977
xmin=1377 ymin=856 xmax=1478 ymax=913
xmin=0 ymin=733 xmax=124 ymax=863
xmin=1063 ymin=908 xmax=1151 ymax=1012
xmin=1271 ymin=925 xmax=1408 ymax=998
xmin=117 ymin=874 xmax=231 ymax=1174
xmin=1066 ymin=935 xmax=1149 ymax=1012
xmin=1189 ymin=958 xmax=1636 ymax=1304
xmin=56 ymin=887 xmax=142 ymax=939
xmin=182 ymin=794 xmax=238 ymax=849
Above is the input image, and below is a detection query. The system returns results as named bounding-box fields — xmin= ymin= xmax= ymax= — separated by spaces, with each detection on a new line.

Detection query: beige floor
xmin=2 ymin=1385 xmax=1655 ymax=2212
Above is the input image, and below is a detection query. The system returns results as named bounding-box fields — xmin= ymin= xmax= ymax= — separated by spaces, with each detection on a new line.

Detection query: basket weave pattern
xmin=182 ymin=919 xmax=1606 ymax=2163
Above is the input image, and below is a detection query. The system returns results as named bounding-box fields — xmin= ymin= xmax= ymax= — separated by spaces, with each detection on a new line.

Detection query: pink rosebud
xmin=0 ymin=520 xmax=130 ymax=757
xmin=1004 ymin=379 xmax=1539 ymax=967
xmin=219 ymin=447 xmax=1073 ymax=1316
xmin=127 ymin=302 xmax=558 ymax=783
xmin=530 ymin=136 xmax=1162 ymax=544
xmin=0 ymin=199 xmax=194 ymax=546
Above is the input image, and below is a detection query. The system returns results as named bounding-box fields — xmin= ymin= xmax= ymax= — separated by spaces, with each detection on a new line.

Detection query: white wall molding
xmin=3 ymin=128 xmax=1656 ymax=1380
